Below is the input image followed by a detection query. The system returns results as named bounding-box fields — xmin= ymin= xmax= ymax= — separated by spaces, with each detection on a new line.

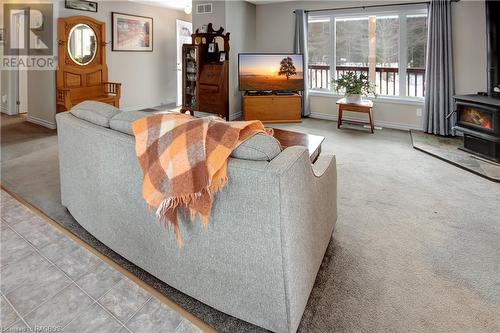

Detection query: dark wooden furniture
xmin=272 ymin=128 xmax=324 ymax=162
xmin=56 ymin=16 xmax=121 ymax=112
xmin=181 ymin=23 xmax=229 ymax=120
xmin=243 ymin=93 xmax=302 ymax=123
xmin=336 ymin=98 xmax=374 ymax=133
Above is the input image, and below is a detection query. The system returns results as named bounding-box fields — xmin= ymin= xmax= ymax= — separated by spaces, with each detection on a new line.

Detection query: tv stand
xmin=243 ymin=92 xmax=302 ymax=123
xmin=246 ymin=90 xmax=273 ymax=96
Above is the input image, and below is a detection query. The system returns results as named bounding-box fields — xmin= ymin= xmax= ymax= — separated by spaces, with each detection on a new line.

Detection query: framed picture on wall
xmin=65 ymin=0 xmax=98 ymax=13
xmin=112 ymin=12 xmax=153 ymax=52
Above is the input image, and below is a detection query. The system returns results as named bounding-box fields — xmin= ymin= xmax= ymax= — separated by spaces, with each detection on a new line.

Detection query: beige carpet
xmin=2 ymin=114 xmax=499 ymax=332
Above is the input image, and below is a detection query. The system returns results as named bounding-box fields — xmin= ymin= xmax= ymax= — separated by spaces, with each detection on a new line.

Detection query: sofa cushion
xmin=70 ymin=101 xmax=120 ymax=127
xmin=110 ymin=111 xmax=152 ymax=135
xmin=231 ymin=133 xmax=282 ymax=161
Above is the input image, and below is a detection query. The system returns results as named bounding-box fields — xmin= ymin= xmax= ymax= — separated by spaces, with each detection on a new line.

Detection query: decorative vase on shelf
xmin=345 ymin=94 xmax=362 ymax=104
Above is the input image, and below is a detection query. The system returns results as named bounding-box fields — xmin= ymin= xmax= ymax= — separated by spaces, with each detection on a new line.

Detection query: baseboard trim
xmin=309 ymin=112 xmax=424 ymax=131
xmin=230 ymin=112 xmax=243 ymax=121
xmin=121 ymin=98 xmax=177 ymax=112
xmin=26 ymin=115 xmax=57 ymax=129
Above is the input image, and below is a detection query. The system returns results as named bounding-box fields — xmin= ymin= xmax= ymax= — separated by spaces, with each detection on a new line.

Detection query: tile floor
xmin=0 ymin=190 xmax=203 ymax=333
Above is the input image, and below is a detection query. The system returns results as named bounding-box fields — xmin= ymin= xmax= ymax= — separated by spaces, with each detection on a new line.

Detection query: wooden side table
xmin=272 ymin=128 xmax=325 ymax=162
xmin=336 ymin=98 xmax=374 ymax=133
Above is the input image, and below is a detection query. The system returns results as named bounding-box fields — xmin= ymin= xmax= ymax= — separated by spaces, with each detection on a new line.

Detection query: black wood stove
xmin=452 ymin=1 xmax=500 ymax=163
xmin=453 ymin=95 xmax=500 ymax=162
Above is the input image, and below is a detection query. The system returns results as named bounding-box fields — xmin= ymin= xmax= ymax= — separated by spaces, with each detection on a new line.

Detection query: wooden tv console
xmin=243 ymin=93 xmax=302 ymax=123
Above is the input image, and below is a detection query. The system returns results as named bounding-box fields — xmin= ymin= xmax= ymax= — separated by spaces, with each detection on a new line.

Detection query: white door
xmin=11 ymin=10 xmax=28 ymax=114
xmin=176 ymin=19 xmax=192 ymax=106
xmin=18 ymin=70 xmax=28 ymax=114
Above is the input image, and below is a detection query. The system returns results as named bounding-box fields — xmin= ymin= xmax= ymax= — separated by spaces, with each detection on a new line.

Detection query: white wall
xmin=452 ymin=0 xmax=487 ymax=94
xmin=192 ymin=0 xmax=256 ymax=120
xmin=255 ymin=0 xmax=488 ymax=130
xmin=192 ymin=0 xmax=226 ymax=32
xmin=0 ymin=4 xmax=7 ymax=114
xmin=25 ymin=1 xmax=190 ymax=128
xmin=225 ymin=0 xmax=256 ymax=120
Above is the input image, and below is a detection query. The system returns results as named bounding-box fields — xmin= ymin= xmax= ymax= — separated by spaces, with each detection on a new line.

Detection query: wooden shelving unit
xmin=181 ymin=23 xmax=230 ymax=120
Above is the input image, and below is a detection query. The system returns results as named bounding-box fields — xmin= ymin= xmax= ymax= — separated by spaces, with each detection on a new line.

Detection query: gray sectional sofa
xmin=56 ymin=103 xmax=338 ymax=333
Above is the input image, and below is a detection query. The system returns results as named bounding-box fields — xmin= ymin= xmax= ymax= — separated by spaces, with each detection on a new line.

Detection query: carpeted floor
xmin=1 ymin=113 xmax=499 ymax=332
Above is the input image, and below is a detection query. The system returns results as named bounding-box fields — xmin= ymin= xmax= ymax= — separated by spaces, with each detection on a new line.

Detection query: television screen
xmin=239 ymin=54 xmax=304 ymax=91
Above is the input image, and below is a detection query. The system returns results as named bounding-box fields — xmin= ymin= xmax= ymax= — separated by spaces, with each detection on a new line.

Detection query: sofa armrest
xmin=268 ymin=146 xmax=335 ymax=179
xmin=269 ymin=146 xmax=337 ymax=333
xmin=267 ymin=146 xmax=310 ymax=175
xmin=311 ymin=154 xmax=335 ymax=177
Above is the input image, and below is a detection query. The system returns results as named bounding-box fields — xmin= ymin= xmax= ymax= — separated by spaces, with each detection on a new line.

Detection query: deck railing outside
xmin=308 ymin=65 xmax=426 ymax=97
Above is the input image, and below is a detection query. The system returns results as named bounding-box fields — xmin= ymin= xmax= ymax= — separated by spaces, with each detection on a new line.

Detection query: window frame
xmin=307 ymin=4 xmax=428 ymax=101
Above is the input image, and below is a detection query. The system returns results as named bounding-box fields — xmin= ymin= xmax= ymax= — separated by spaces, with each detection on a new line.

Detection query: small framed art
xmin=219 ymin=52 xmax=226 ymax=62
xmin=65 ymin=0 xmax=98 ymax=13
xmin=112 ymin=12 xmax=153 ymax=52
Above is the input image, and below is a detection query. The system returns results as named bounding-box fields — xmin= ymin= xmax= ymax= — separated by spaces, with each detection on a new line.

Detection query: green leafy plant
xmin=332 ymin=72 xmax=377 ymax=96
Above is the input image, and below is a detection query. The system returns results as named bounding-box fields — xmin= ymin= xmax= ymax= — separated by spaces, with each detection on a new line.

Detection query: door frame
xmin=7 ymin=9 xmax=29 ymax=115
xmin=176 ymin=19 xmax=192 ymax=106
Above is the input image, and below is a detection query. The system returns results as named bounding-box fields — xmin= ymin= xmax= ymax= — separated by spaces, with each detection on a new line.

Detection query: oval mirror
xmin=68 ymin=24 xmax=97 ymax=66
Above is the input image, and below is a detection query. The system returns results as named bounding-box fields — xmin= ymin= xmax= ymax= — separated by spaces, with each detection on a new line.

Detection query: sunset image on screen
xmin=239 ymin=54 xmax=304 ymax=91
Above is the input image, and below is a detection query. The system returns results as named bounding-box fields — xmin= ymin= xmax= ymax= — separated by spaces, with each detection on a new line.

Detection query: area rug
xmin=2 ymin=115 xmax=499 ymax=333
xmin=410 ymin=130 xmax=500 ymax=182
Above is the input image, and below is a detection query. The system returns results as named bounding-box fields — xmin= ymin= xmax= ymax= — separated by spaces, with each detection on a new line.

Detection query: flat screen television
xmin=238 ymin=53 xmax=304 ymax=92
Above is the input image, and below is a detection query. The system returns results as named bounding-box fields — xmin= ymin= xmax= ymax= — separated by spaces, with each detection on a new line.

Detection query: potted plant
xmin=332 ymin=72 xmax=376 ymax=103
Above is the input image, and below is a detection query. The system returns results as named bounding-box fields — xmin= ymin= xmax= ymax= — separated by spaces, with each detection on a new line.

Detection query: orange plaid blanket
xmin=132 ymin=113 xmax=269 ymax=246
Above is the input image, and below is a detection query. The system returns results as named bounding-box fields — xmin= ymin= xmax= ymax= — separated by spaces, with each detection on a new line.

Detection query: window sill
xmin=309 ymin=90 xmax=425 ymax=106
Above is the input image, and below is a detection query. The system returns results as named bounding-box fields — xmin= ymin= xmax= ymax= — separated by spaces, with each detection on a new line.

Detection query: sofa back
xmin=56 ymin=110 xmax=337 ymax=333
xmin=68 ymin=102 xmax=282 ymax=162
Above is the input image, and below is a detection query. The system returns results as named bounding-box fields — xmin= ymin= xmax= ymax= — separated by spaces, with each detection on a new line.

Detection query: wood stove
xmin=450 ymin=1 xmax=500 ymax=163
xmin=453 ymin=95 xmax=500 ymax=162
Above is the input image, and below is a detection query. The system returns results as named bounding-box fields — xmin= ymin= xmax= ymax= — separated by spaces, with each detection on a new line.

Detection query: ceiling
xmin=129 ymin=0 xmax=289 ymax=11
xmin=245 ymin=0 xmax=291 ymax=4
xmin=128 ymin=0 xmax=191 ymax=11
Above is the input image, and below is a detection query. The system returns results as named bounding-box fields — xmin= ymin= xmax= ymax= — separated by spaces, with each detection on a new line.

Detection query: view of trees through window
xmin=307 ymin=10 xmax=427 ymax=97
xmin=407 ymin=15 xmax=427 ymax=68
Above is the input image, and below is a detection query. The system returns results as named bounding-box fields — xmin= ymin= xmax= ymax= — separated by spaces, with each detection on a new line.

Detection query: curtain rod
xmin=293 ymin=0 xmax=460 ymax=14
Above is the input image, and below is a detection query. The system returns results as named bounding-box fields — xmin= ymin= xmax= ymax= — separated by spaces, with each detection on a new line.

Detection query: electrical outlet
xmin=2 ymin=95 xmax=7 ymax=103
xmin=416 ymin=108 xmax=422 ymax=117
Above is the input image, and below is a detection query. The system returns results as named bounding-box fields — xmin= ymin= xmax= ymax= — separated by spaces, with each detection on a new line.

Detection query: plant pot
xmin=345 ymin=94 xmax=362 ymax=104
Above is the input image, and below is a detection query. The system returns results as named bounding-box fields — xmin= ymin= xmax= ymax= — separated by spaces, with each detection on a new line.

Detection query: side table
xmin=336 ymin=98 xmax=374 ymax=133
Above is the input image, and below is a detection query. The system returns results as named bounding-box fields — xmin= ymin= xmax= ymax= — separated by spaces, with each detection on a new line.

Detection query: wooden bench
xmin=56 ymin=16 xmax=121 ymax=112
xmin=57 ymin=82 xmax=121 ymax=111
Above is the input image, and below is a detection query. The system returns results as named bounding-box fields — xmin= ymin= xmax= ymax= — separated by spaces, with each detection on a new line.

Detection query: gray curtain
xmin=294 ymin=9 xmax=310 ymax=117
xmin=423 ymin=0 xmax=455 ymax=136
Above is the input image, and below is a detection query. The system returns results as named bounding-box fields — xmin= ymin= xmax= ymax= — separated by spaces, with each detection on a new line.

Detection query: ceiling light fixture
xmin=184 ymin=5 xmax=192 ymax=15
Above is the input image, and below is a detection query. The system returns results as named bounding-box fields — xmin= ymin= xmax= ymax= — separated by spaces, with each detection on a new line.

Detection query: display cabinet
xmin=182 ymin=44 xmax=200 ymax=112
xmin=181 ymin=23 xmax=230 ymax=120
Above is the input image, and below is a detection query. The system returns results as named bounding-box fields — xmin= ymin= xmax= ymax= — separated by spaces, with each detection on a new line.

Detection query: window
xmin=307 ymin=6 xmax=428 ymax=98
xmin=308 ymin=16 xmax=332 ymax=90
